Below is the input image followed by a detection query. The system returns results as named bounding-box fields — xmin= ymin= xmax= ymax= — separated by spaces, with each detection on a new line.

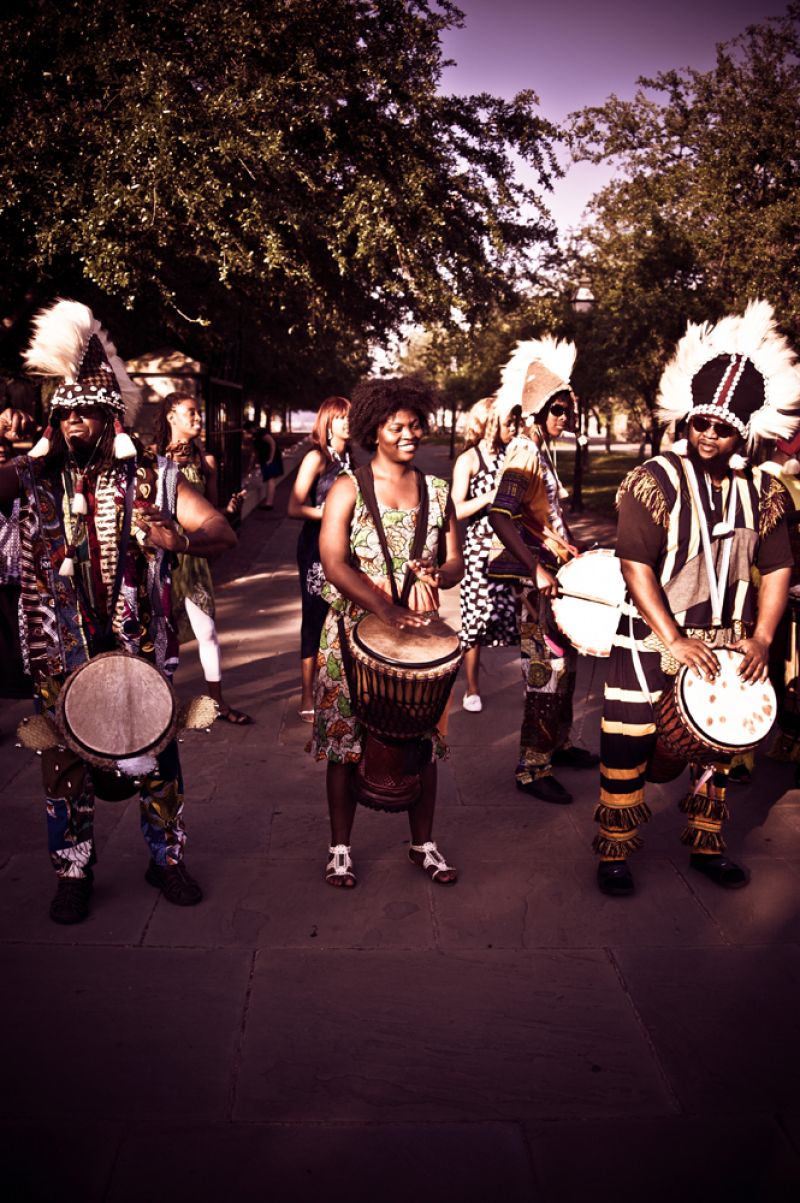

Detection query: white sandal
xmin=408 ymin=841 xmax=458 ymax=885
xmin=325 ymin=844 xmax=356 ymax=888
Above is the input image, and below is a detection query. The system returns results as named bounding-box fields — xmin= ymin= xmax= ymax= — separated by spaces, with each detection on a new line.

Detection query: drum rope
xmin=570 ymin=650 xmax=599 ymax=750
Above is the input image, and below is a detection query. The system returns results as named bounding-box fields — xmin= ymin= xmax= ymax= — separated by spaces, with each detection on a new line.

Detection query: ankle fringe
xmin=678 ymin=793 xmax=730 ymax=821
xmin=593 ymin=833 xmax=643 ymax=859
xmin=680 ymin=827 xmax=726 ymax=853
xmin=593 ymin=802 xmax=652 ymax=831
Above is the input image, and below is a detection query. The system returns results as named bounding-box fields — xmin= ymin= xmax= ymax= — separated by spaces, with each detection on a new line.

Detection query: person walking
xmin=450 ymin=396 xmax=517 ymax=712
xmin=287 ymin=396 xmax=352 ymax=720
xmin=155 ymin=392 xmax=251 ymax=724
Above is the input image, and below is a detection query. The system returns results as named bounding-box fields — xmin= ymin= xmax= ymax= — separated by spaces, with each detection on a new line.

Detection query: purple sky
xmin=439 ymin=0 xmax=787 ymax=233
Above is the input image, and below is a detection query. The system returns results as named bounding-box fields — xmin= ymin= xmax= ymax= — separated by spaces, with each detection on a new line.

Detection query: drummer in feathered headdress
xmin=596 ymin=300 xmax=800 ymax=897
xmin=0 ymin=299 xmax=236 ymax=924
xmin=487 ymin=336 xmax=600 ymax=805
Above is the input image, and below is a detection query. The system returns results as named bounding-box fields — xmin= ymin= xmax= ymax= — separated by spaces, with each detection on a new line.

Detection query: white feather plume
xmin=657 ymin=300 xmax=800 ymax=446
xmin=23 ymin=298 xmax=142 ymax=427
xmin=495 ymin=337 xmax=576 ymax=419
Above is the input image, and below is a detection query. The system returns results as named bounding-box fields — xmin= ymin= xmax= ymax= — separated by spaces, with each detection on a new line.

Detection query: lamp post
xmin=570 ymin=279 xmax=595 ymax=512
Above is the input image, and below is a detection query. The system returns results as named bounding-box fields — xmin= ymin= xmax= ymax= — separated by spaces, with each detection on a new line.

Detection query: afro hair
xmin=348 ymin=376 xmax=437 ymax=451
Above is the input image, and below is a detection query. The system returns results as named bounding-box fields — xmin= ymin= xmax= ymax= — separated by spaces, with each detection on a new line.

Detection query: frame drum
xmin=56 ymin=652 xmax=178 ymax=773
xmin=551 ymin=549 xmax=626 ymax=658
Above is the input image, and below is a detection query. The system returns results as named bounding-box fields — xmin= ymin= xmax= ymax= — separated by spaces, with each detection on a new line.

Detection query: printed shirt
xmin=616 ymin=451 xmax=791 ymax=629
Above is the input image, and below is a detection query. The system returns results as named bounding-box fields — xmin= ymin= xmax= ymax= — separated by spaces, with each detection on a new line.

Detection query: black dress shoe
xmin=689 ymin=853 xmax=749 ymax=889
xmin=49 ymin=872 xmax=94 ymax=924
xmin=597 ymin=860 xmax=635 ymax=896
xmin=552 ymin=746 xmax=601 ymax=770
xmin=516 ymin=775 xmax=573 ymax=804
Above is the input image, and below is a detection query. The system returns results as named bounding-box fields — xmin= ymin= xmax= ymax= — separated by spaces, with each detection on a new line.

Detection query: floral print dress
xmin=310 ymin=470 xmax=449 ymax=763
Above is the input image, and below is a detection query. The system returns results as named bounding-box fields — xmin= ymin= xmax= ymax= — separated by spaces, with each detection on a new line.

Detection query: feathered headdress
xmin=24 ymin=299 xmax=141 ymax=459
xmin=657 ymin=301 xmax=800 ymax=457
xmin=495 ymin=336 xmax=577 ymax=421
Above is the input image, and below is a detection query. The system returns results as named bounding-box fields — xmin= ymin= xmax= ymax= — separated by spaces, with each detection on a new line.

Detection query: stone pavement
xmin=2 ymin=443 xmax=800 ymax=1202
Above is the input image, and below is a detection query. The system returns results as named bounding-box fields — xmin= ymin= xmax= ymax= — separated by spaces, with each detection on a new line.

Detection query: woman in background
xmin=287 ymin=396 xmax=352 ymax=719
xmin=155 ymin=393 xmax=251 ymax=724
xmin=450 ymin=397 xmax=517 ymax=712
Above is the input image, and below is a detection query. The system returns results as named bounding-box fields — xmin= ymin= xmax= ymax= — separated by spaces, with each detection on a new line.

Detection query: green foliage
xmin=564 ymin=3 xmax=800 ymax=432
xmin=0 ymin=0 xmax=558 ymax=398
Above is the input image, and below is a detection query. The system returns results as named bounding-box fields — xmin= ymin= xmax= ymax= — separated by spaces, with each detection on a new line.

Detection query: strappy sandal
xmin=325 ymin=844 xmax=356 ymax=888
xmin=408 ymin=841 xmax=458 ymax=885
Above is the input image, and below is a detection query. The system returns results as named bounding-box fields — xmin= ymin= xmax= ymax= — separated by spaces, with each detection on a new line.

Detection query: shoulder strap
xmin=353 ymin=464 xmax=429 ymax=609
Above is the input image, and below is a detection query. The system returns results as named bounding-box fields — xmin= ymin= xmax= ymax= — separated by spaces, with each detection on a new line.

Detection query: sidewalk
xmin=1 ymin=444 xmax=799 ymax=1202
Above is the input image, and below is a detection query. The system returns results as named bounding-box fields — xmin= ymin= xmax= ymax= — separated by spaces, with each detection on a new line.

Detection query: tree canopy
xmin=563 ymin=3 xmax=800 ymax=434
xmin=0 ymin=0 xmax=558 ymax=399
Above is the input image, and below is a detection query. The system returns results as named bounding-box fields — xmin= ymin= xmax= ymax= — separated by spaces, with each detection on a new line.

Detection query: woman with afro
xmin=310 ymin=377 xmax=464 ymax=888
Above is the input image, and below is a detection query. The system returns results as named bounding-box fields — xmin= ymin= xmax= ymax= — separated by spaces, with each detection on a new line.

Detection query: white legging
xmin=184 ymin=596 xmax=222 ymax=683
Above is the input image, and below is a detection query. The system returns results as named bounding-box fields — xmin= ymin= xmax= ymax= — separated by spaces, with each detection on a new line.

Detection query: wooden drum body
xmin=648 ymin=646 xmax=777 ymax=783
xmin=551 ymin=549 xmax=626 ymax=658
xmin=346 ymin=613 xmax=462 ymax=811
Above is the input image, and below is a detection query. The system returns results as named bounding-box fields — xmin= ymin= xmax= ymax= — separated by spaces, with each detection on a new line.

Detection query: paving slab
xmin=0 ymin=1120 xmax=123 ymax=1203
xmin=233 ymin=948 xmax=676 ymax=1123
xmin=0 ymin=851 xmax=157 ymax=945
xmin=144 ymin=855 xmax=436 ymax=950
xmin=612 ymin=944 xmax=800 ymax=1115
xmin=525 ymin=1114 xmax=800 ymax=1202
xmin=433 ymin=857 xmax=724 ymax=950
xmin=0 ymin=945 xmax=252 ymax=1122
xmin=668 ymin=855 xmax=800 ymax=946
xmin=105 ymin=1120 xmax=536 ymax=1203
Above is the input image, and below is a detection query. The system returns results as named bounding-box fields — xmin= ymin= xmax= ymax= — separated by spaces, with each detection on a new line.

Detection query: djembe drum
xmin=55 ymin=652 xmax=179 ymax=798
xmin=345 ymin=613 xmax=463 ymax=811
xmin=647 ymin=646 xmax=777 ymax=783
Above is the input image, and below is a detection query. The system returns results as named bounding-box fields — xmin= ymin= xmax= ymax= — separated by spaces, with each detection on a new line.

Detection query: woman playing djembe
xmin=310 ymin=377 xmax=464 ymax=888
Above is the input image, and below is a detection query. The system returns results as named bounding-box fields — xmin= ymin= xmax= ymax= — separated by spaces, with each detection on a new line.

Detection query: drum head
xmin=57 ymin=652 xmax=177 ymax=766
xmin=552 ymin=549 xmax=626 ymax=658
xmin=352 ymin=613 xmax=461 ymax=669
xmin=679 ymin=647 xmax=777 ymax=751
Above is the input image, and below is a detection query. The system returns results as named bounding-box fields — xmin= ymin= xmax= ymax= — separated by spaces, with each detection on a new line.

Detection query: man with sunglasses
xmin=596 ymin=301 xmax=799 ymax=896
xmin=0 ymin=300 xmax=236 ymax=923
xmin=489 ymin=337 xmax=600 ymax=805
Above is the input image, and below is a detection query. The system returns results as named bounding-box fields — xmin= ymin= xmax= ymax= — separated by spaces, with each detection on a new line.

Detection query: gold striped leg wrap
xmin=679 ymin=765 xmax=730 ymax=853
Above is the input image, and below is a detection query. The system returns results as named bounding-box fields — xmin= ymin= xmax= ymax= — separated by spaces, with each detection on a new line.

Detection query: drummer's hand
xmin=0 ymin=407 xmax=34 ymax=441
xmin=134 ymin=509 xmax=184 ymax=552
xmin=731 ymin=636 xmax=770 ymax=683
xmin=408 ymin=558 xmax=444 ymax=588
xmin=376 ymin=602 xmax=431 ymax=631
xmin=667 ymin=635 xmax=719 ymax=681
xmin=535 ymin=564 xmax=558 ymax=597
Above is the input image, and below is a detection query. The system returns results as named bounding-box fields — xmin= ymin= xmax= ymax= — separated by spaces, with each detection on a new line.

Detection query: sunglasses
xmin=548 ymin=403 xmax=571 ymax=418
xmin=690 ymin=415 xmax=738 ymax=440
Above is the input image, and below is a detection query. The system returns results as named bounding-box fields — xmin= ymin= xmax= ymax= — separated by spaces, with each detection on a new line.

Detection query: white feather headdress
xmin=657 ymin=300 xmax=800 ymax=449
xmin=495 ymin=337 xmax=576 ymax=421
xmin=24 ymin=298 xmax=142 ymax=428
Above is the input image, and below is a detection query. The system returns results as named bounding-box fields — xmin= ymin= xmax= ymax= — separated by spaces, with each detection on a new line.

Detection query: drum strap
xmin=70 ymin=461 xmax=137 ymax=657
xmin=354 ymin=465 xmax=429 ymax=609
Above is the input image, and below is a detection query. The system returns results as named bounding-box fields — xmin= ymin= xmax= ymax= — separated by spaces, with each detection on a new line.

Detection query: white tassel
xmin=29 ymin=425 xmax=52 ymax=458
xmin=729 ymin=452 xmax=748 ymax=470
xmin=671 ymin=438 xmax=688 ymax=456
xmin=783 ymin=457 xmax=800 ymax=476
xmin=71 ymin=492 xmax=87 ymax=516
xmin=113 ymin=425 xmax=136 ymax=460
xmin=59 ymin=556 xmax=75 ymax=577
xmin=558 ymin=485 xmax=570 ymax=500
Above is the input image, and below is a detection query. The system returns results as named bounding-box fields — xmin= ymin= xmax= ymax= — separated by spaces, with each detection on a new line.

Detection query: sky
xmin=439 ymin=0 xmax=788 ymax=235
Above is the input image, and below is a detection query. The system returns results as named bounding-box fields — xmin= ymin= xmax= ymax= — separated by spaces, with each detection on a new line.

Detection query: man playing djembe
xmin=596 ymin=301 xmax=799 ymax=896
xmin=0 ymin=300 xmax=236 ymax=923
